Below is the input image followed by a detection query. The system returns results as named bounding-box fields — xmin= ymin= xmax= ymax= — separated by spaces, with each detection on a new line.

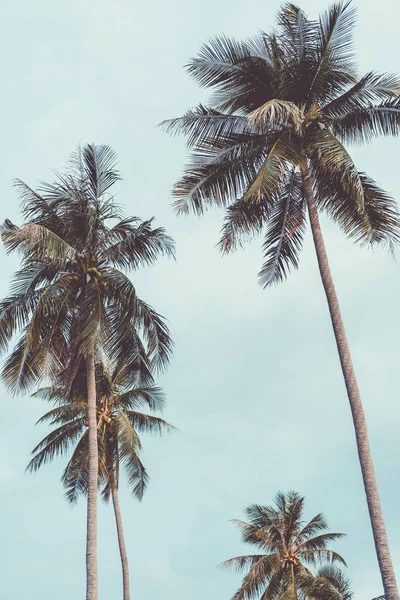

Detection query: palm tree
xmin=0 ymin=144 xmax=175 ymax=600
xmin=304 ymin=565 xmax=352 ymax=600
xmin=221 ymin=491 xmax=345 ymax=600
xmin=27 ymin=358 xmax=174 ymax=600
xmin=162 ymin=3 xmax=400 ymax=596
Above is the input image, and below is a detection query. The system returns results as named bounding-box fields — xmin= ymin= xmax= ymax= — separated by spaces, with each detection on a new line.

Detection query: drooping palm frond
xmin=312 ymin=167 xmax=400 ymax=250
xmin=1 ymin=222 xmax=75 ymax=266
xmin=258 ymin=169 xmax=305 ymax=286
xmin=172 ymin=134 xmax=269 ymax=215
xmin=117 ymin=386 xmax=165 ymax=412
xmin=218 ymin=197 xmax=269 ymax=254
xmin=310 ymin=564 xmax=353 ymax=600
xmin=27 ymin=419 xmax=85 ymax=472
xmin=330 ymin=97 xmax=400 ymax=144
xmin=306 ymin=127 xmax=365 ymax=211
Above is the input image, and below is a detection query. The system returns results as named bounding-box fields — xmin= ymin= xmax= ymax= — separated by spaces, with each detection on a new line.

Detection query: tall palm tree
xmin=27 ymin=358 xmax=174 ymax=600
xmin=221 ymin=491 xmax=345 ymax=600
xmin=162 ymin=3 xmax=400 ymax=596
xmin=0 ymin=144 xmax=175 ymax=600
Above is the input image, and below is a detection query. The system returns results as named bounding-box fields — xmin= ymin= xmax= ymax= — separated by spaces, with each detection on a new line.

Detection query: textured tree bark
xmin=301 ymin=166 xmax=399 ymax=600
xmin=111 ymin=477 xmax=131 ymax=600
xmin=86 ymin=353 xmax=99 ymax=600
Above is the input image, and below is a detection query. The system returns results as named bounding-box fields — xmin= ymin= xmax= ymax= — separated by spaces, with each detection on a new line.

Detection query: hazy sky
xmin=0 ymin=0 xmax=399 ymax=598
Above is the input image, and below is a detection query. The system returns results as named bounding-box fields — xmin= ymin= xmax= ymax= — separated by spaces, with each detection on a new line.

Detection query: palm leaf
xmin=257 ymin=169 xmax=305 ymax=287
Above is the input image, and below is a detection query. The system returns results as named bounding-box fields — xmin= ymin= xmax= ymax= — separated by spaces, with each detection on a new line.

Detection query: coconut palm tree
xmin=27 ymin=358 xmax=174 ymax=600
xmin=221 ymin=491 xmax=345 ymax=600
xmin=162 ymin=3 xmax=400 ymax=596
xmin=304 ymin=565 xmax=352 ymax=600
xmin=0 ymin=144 xmax=175 ymax=600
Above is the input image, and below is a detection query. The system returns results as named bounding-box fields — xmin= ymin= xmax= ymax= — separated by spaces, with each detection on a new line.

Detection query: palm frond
xmin=171 ymin=133 xmax=268 ymax=215
xmin=306 ymin=127 xmax=364 ymax=211
xmin=123 ymin=410 xmax=175 ymax=435
xmin=117 ymin=386 xmax=165 ymax=412
xmin=258 ymin=169 xmax=305 ymax=287
xmin=62 ymin=430 xmax=90 ymax=503
xmin=186 ymin=35 xmax=276 ymax=113
xmin=313 ymin=168 xmax=400 ymax=249
xmin=306 ymin=0 xmax=357 ymax=105
xmin=79 ymin=144 xmax=120 ymax=201
xmin=218 ymin=197 xmax=268 ymax=253
xmin=117 ymin=412 xmax=149 ymax=499
xmin=160 ymin=105 xmax=252 ymax=147
xmin=298 ymin=549 xmax=346 ymax=566
xmin=312 ymin=565 xmax=353 ymax=600
xmin=27 ymin=419 xmax=85 ymax=472
xmin=100 ymin=218 xmax=175 ymax=270
xmin=324 ymin=71 xmax=400 ymax=117
xmin=330 ymin=97 xmax=400 ymax=144
xmin=1 ymin=222 xmax=75 ymax=266
xmin=219 ymin=554 xmax=269 ymax=572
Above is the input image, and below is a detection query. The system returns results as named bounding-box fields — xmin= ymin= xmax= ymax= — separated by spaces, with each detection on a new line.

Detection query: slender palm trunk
xmin=291 ymin=564 xmax=297 ymax=600
xmin=86 ymin=352 xmax=99 ymax=600
xmin=111 ymin=475 xmax=131 ymax=600
xmin=301 ymin=167 xmax=399 ymax=600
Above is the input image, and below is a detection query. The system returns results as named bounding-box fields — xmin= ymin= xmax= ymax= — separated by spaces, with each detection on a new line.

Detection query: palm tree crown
xmin=27 ymin=358 xmax=174 ymax=502
xmin=0 ymin=143 xmax=175 ymax=392
xmin=162 ymin=1 xmax=400 ymax=286
xmin=221 ymin=491 xmax=345 ymax=600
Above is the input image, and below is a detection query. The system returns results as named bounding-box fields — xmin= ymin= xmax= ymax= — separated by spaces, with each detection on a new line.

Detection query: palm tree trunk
xmin=86 ymin=352 xmax=99 ymax=600
xmin=301 ymin=166 xmax=399 ymax=600
xmin=291 ymin=564 xmax=297 ymax=600
xmin=110 ymin=475 xmax=131 ymax=600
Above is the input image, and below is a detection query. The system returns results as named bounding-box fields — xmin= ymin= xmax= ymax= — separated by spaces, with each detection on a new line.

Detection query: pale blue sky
xmin=0 ymin=0 xmax=399 ymax=598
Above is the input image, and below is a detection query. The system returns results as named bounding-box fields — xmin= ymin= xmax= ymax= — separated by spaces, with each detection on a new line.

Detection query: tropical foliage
xmin=0 ymin=1 xmax=399 ymax=599
xmin=27 ymin=356 xmax=174 ymax=600
xmin=221 ymin=491 xmax=346 ymax=600
xmin=0 ymin=144 xmax=175 ymax=600
xmin=27 ymin=359 xmax=174 ymax=503
xmin=162 ymin=1 xmax=400 ymax=284
xmin=162 ymin=2 xmax=400 ymax=597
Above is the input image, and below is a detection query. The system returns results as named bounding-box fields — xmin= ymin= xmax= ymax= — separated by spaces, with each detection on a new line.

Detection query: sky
xmin=0 ymin=0 xmax=399 ymax=598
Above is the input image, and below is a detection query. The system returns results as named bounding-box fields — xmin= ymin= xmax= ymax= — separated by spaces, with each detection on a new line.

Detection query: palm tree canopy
xmin=221 ymin=491 xmax=346 ymax=600
xmin=304 ymin=565 xmax=353 ymax=600
xmin=162 ymin=1 xmax=400 ymax=286
xmin=27 ymin=357 xmax=175 ymax=502
xmin=0 ymin=144 xmax=175 ymax=394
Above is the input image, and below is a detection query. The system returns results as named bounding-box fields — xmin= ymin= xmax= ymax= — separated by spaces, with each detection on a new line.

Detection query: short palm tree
xmin=0 ymin=144 xmax=175 ymax=600
xmin=27 ymin=357 xmax=174 ymax=600
xmin=162 ymin=3 xmax=400 ymax=596
xmin=221 ymin=491 xmax=345 ymax=600
xmin=304 ymin=565 xmax=352 ymax=600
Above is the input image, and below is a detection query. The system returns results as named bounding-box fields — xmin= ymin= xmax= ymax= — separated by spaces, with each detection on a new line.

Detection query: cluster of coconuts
xmin=281 ymin=552 xmax=300 ymax=566
xmin=69 ymin=253 xmax=107 ymax=290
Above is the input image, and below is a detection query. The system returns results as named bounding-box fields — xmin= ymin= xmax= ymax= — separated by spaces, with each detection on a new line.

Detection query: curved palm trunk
xmin=110 ymin=476 xmax=131 ymax=600
xmin=301 ymin=167 xmax=399 ymax=600
xmin=86 ymin=353 xmax=99 ymax=600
